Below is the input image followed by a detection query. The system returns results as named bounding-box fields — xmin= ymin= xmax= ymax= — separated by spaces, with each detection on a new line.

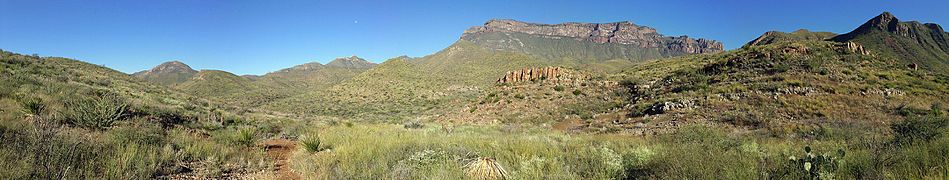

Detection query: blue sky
xmin=1 ymin=0 xmax=946 ymax=75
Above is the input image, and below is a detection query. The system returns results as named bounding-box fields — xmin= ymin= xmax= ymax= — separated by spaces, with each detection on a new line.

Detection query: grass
xmin=285 ymin=119 xmax=949 ymax=179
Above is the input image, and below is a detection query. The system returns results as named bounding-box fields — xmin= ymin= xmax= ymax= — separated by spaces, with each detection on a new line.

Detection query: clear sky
xmin=1 ymin=0 xmax=947 ymax=75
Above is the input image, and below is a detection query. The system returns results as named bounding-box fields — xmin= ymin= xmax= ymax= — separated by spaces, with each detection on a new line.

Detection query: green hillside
xmin=831 ymin=12 xmax=949 ymax=74
xmin=264 ymin=41 xmax=547 ymax=121
xmin=174 ymin=70 xmax=253 ymax=98
xmin=0 ymin=50 xmax=293 ymax=179
xmin=149 ymin=57 xmax=375 ymax=108
xmin=744 ymin=29 xmax=837 ymax=47
xmin=613 ymin=40 xmax=947 ymax=134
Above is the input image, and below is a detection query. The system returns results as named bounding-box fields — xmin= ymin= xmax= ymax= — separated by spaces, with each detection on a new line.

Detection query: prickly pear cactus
xmin=787 ymin=146 xmax=845 ymax=179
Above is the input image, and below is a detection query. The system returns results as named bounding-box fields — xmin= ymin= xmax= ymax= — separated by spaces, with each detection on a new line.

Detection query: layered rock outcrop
xmin=497 ymin=67 xmax=568 ymax=83
xmin=463 ymin=19 xmax=723 ymax=54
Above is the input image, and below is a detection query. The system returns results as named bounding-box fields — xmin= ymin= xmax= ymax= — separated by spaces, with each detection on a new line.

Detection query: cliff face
xmin=462 ymin=19 xmax=723 ymax=55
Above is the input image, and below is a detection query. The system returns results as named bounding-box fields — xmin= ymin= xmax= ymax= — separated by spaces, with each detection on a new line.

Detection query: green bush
xmin=553 ymin=85 xmax=565 ymax=91
xmin=892 ymin=115 xmax=948 ymax=145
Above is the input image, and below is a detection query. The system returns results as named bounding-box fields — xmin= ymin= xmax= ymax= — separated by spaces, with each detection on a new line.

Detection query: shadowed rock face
xmin=462 ymin=19 xmax=723 ymax=54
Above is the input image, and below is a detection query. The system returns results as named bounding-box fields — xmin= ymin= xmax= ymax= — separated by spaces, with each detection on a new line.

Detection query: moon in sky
xmin=354 ymin=20 xmax=359 ymax=24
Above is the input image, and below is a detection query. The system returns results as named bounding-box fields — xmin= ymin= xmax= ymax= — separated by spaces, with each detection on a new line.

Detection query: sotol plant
xmin=300 ymin=134 xmax=326 ymax=153
xmin=465 ymin=157 xmax=507 ymax=180
xmin=60 ymin=92 xmax=128 ymax=130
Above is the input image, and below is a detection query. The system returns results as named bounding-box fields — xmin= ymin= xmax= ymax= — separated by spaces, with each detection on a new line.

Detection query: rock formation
xmin=463 ymin=19 xmax=724 ymax=54
xmin=840 ymin=41 xmax=872 ymax=55
xmin=497 ymin=67 xmax=583 ymax=84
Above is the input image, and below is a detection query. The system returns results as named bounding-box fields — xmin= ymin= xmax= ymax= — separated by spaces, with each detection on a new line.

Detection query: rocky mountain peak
xmin=862 ymin=12 xmax=900 ymax=31
xmin=327 ymin=56 xmax=376 ymax=69
xmin=133 ymin=60 xmax=199 ymax=86
xmin=145 ymin=60 xmax=196 ymax=74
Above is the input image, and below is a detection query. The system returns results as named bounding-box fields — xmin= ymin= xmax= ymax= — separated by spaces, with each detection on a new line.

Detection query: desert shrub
xmin=553 ymin=85 xmax=565 ymax=91
xmin=60 ymin=92 xmax=128 ymax=130
xmin=891 ymin=115 xmax=948 ymax=145
xmin=403 ymin=121 xmax=424 ymax=129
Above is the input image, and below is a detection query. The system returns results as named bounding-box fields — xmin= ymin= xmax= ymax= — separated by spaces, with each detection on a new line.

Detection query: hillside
xmin=174 ymin=70 xmax=253 ymax=98
xmin=140 ymin=56 xmax=376 ymax=108
xmin=263 ymin=19 xmax=725 ymax=121
xmin=831 ymin=12 xmax=949 ymax=74
xmin=264 ymin=41 xmax=546 ymax=121
xmin=744 ymin=29 xmax=837 ymax=47
xmin=0 ymin=50 xmax=292 ymax=179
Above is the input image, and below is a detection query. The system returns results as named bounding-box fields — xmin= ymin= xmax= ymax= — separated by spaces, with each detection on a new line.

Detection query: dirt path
xmin=263 ymin=139 xmax=302 ymax=180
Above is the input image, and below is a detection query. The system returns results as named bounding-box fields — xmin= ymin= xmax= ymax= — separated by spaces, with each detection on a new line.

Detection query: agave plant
xmin=465 ymin=157 xmax=507 ymax=180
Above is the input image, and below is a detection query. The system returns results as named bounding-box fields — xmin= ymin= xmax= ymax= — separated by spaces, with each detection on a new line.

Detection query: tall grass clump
xmin=300 ymin=134 xmax=326 ymax=153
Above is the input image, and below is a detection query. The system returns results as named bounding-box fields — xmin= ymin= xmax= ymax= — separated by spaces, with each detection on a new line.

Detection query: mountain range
xmin=126 ymin=12 xmax=947 ymax=124
xmin=2 ymin=11 xmax=948 ymax=179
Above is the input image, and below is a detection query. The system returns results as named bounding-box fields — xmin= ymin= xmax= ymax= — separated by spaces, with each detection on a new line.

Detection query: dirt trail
xmin=263 ymin=139 xmax=302 ymax=180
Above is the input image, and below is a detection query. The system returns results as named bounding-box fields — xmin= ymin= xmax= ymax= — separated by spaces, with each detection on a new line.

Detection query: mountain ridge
xmin=460 ymin=19 xmax=724 ymax=63
xmin=831 ymin=12 xmax=949 ymax=73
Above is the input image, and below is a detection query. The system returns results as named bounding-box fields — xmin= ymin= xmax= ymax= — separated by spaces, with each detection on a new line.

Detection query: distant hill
xmin=326 ymin=55 xmax=378 ymax=69
xmin=160 ymin=56 xmax=377 ymax=108
xmin=174 ymin=70 xmax=252 ymax=98
xmin=744 ymin=29 xmax=837 ymax=47
xmin=133 ymin=60 xmax=198 ymax=86
xmin=831 ymin=12 xmax=949 ymax=74
xmin=264 ymin=41 xmax=545 ymax=120
xmin=462 ymin=19 xmax=723 ymax=65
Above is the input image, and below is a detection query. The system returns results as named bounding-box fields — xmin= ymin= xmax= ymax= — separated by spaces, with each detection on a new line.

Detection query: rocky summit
xmin=463 ymin=19 xmax=724 ymax=54
xmin=133 ymin=60 xmax=198 ymax=86
xmin=832 ymin=12 xmax=949 ymax=73
xmin=326 ymin=56 xmax=377 ymax=69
